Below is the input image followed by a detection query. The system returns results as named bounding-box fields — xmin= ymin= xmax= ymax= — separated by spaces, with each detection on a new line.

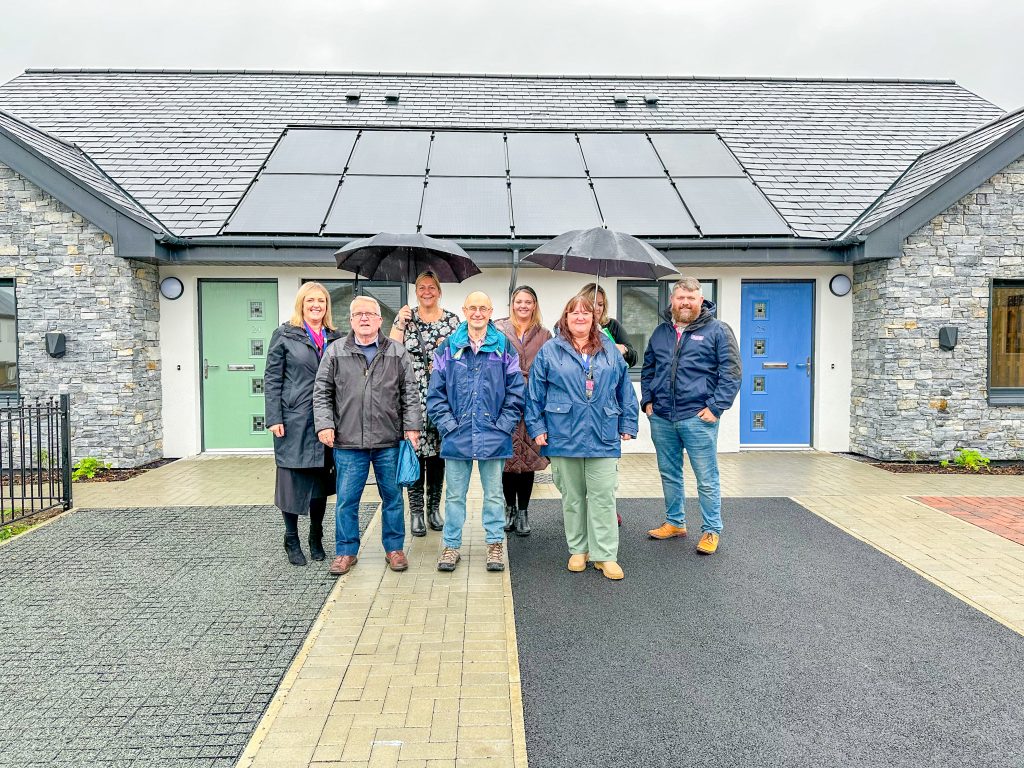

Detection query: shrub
xmin=72 ymin=456 xmax=112 ymax=482
xmin=940 ymin=448 xmax=991 ymax=472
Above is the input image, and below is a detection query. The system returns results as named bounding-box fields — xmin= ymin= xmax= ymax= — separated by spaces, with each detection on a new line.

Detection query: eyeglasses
xmin=464 ymin=306 xmax=492 ymax=315
xmin=350 ymin=311 xmax=380 ymax=319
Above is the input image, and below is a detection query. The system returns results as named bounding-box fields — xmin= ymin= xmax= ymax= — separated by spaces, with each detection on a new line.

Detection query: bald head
xmin=462 ymin=291 xmax=494 ymax=335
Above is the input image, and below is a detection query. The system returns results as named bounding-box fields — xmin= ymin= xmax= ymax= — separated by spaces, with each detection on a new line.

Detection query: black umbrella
xmin=523 ymin=227 xmax=677 ymax=279
xmin=334 ymin=232 xmax=481 ymax=284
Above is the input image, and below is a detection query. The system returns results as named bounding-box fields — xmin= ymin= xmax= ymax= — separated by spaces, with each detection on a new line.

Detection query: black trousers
xmin=502 ymin=471 xmax=535 ymax=509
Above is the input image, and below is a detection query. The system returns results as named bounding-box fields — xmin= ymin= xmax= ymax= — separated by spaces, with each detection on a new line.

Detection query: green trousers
xmin=550 ymin=456 xmax=619 ymax=562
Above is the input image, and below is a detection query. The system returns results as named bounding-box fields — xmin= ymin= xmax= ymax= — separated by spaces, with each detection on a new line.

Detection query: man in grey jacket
xmin=314 ymin=296 xmax=421 ymax=576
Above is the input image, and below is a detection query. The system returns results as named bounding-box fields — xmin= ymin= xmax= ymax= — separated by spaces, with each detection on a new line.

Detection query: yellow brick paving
xmin=70 ymin=451 xmax=1024 ymax=766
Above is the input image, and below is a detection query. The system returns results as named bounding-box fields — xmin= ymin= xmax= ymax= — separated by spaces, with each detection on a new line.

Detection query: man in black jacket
xmin=640 ymin=278 xmax=741 ymax=555
xmin=313 ymin=296 xmax=421 ymax=576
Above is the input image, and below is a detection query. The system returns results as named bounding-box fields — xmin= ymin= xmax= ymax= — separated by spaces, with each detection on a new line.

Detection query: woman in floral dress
xmin=389 ymin=271 xmax=461 ymax=536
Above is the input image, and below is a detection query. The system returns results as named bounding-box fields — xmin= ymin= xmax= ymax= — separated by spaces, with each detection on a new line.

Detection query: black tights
xmin=502 ymin=471 xmax=535 ymax=509
xmin=282 ymin=497 xmax=327 ymax=536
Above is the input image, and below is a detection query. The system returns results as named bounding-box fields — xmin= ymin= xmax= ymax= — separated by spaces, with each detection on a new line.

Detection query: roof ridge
xmin=840 ymin=105 xmax=1024 ymax=239
xmin=0 ymin=108 xmax=167 ymax=234
xmin=20 ymin=68 xmax=960 ymax=85
xmin=0 ymin=106 xmax=80 ymax=151
xmin=914 ymin=103 xmax=1024 ymax=160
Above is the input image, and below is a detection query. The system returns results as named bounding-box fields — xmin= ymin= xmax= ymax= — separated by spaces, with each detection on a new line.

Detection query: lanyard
xmin=581 ymin=353 xmax=595 ymax=399
xmin=304 ymin=323 xmax=325 ymax=360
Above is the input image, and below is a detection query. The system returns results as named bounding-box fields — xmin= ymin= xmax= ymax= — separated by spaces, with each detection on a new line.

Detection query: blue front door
xmin=740 ymin=282 xmax=813 ymax=446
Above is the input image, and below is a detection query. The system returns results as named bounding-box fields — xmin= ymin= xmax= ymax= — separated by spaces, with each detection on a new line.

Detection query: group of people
xmin=264 ymin=271 xmax=740 ymax=582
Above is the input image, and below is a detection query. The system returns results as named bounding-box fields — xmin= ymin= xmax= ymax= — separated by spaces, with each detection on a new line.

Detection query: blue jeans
xmin=334 ymin=446 xmax=405 ymax=557
xmin=649 ymin=414 xmax=723 ymax=534
xmin=442 ymin=459 xmax=505 ymax=548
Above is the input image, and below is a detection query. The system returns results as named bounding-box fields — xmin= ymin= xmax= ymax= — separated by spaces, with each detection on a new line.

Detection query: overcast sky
xmin=2 ymin=0 xmax=1022 ymax=110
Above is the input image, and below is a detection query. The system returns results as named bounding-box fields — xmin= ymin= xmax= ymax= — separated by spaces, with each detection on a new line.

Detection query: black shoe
xmin=284 ymin=534 xmax=307 ymax=566
xmin=514 ymin=507 xmax=531 ymax=537
xmin=504 ymin=504 xmax=516 ymax=532
xmin=308 ymin=519 xmax=325 ymax=561
xmin=411 ymin=512 xmax=427 ymax=537
xmin=426 ymin=480 xmax=444 ymax=531
xmin=427 ymin=510 xmax=444 ymax=531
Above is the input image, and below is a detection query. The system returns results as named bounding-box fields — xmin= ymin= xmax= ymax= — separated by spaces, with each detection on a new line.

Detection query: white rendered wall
xmin=158 ymin=264 xmax=853 ymax=458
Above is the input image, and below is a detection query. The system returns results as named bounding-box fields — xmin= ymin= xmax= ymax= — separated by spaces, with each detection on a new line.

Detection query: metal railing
xmin=0 ymin=394 xmax=72 ymax=525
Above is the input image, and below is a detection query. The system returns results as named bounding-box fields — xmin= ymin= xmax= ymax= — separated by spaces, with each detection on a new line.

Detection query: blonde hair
xmin=578 ymin=283 xmax=609 ymax=326
xmin=290 ymin=282 xmax=335 ymax=330
xmin=510 ymin=286 xmax=543 ymax=333
xmin=415 ymin=270 xmax=442 ymax=293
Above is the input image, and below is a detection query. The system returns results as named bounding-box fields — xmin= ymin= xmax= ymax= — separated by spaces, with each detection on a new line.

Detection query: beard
xmin=672 ymin=306 xmax=698 ymax=324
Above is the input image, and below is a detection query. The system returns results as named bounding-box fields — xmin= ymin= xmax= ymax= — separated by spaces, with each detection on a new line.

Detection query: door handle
xmin=795 ymin=356 xmax=812 ymax=377
xmin=227 ymin=364 xmax=256 ymax=371
xmin=762 ymin=362 xmax=789 ymax=369
xmin=203 ymin=358 xmax=220 ymax=380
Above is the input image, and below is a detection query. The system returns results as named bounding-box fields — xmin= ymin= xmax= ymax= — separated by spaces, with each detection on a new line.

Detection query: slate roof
xmin=0 ymin=69 xmax=1006 ymax=240
xmin=0 ymin=108 xmax=163 ymax=231
xmin=846 ymin=106 xmax=1024 ymax=236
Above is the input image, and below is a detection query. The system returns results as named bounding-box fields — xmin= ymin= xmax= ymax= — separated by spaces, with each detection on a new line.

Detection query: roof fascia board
xmin=164 ymin=242 xmax=849 ymax=267
xmin=859 ymin=124 xmax=1024 ymax=257
xmin=0 ymin=133 xmax=160 ymax=260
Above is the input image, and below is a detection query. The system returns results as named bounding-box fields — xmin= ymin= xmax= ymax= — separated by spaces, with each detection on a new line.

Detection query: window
xmin=0 ymin=281 xmax=17 ymax=395
xmin=310 ymin=280 xmax=408 ymax=334
xmin=618 ymin=279 xmax=717 ymax=371
xmin=990 ymin=280 xmax=1024 ymax=404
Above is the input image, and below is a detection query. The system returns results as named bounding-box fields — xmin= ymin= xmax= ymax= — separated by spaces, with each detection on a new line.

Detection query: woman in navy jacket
xmin=526 ymin=294 xmax=639 ymax=580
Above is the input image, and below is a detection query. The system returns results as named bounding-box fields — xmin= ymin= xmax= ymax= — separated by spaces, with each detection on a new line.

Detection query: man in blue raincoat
xmin=426 ymin=291 xmax=525 ymax=573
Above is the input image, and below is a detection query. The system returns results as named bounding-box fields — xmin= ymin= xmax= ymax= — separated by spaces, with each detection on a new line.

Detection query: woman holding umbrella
xmin=526 ymin=293 xmax=639 ymax=580
xmin=390 ymin=270 xmax=461 ymax=536
xmin=495 ymin=285 xmax=552 ymax=537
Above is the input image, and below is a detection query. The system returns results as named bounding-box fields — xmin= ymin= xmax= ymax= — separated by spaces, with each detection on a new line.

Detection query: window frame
xmin=617 ymin=278 xmax=718 ymax=379
xmin=988 ymin=278 xmax=1024 ymax=405
xmin=0 ymin=279 xmax=18 ymax=400
xmin=304 ymin=279 xmax=408 ymax=334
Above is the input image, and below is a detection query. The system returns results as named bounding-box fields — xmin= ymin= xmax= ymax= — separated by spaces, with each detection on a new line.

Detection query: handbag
xmin=396 ymin=439 xmax=421 ymax=487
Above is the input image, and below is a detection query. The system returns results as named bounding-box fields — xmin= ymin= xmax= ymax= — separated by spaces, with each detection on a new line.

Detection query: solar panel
xmin=346 ymin=131 xmax=431 ymax=175
xmin=510 ymin=178 xmax=601 ymax=236
xmin=650 ymin=133 xmax=744 ymax=177
xmin=506 ymin=132 xmax=586 ymax=177
xmin=578 ymin=133 xmax=665 ymax=177
xmin=430 ymin=132 xmax=507 ymax=176
xmin=322 ymin=176 xmax=424 ymax=236
xmin=225 ymin=174 xmax=339 ymax=234
xmin=592 ymin=178 xmax=697 ymax=236
xmin=263 ymin=129 xmax=357 ymax=174
xmin=419 ymin=177 xmax=511 ymax=236
xmin=674 ymin=178 xmax=790 ymax=235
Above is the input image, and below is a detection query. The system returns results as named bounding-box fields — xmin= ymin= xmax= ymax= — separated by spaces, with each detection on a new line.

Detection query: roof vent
xmin=346 ymin=91 xmax=361 ymax=101
xmin=385 ymin=91 xmax=401 ymax=103
xmin=644 ymin=94 xmax=660 ymax=105
xmin=612 ymin=93 xmax=629 ymax=105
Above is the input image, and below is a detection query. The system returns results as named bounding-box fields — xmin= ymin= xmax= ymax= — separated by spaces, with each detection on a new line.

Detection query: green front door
xmin=199 ymin=280 xmax=279 ymax=450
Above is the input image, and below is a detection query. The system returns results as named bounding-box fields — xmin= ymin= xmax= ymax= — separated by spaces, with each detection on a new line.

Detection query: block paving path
xmin=914 ymin=496 xmax=1024 ymax=546
xmin=34 ymin=453 xmax=1024 ymax=766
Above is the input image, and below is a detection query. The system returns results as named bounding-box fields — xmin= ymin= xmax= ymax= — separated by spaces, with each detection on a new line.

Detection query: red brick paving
xmin=914 ymin=496 xmax=1024 ymax=546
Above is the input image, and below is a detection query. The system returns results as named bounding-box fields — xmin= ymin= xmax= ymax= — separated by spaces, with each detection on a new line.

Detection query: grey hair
xmin=349 ymin=295 xmax=382 ymax=316
xmin=671 ymin=277 xmax=703 ymax=294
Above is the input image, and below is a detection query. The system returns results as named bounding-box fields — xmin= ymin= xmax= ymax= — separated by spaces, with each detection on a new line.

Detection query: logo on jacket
xmin=691 ymin=335 xmax=705 ymax=341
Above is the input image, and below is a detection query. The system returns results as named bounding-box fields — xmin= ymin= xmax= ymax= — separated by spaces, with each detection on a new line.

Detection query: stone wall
xmin=0 ymin=162 xmax=162 ymax=467
xmin=851 ymin=158 xmax=1024 ymax=460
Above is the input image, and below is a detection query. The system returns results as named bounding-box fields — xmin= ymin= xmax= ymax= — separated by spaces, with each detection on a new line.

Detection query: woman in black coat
xmin=265 ymin=282 xmax=341 ymax=566
xmin=578 ymin=283 xmax=638 ymax=367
